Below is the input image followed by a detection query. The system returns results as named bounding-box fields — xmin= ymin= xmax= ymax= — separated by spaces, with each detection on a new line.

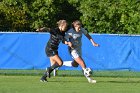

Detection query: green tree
xmin=0 ymin=0 xmax=140 ymax=34
xmin=30 ymin=0 xmax=81 ymax=30
xmin=29 ymin=0 xmax=56 ymax=30
xmin=78 ymin=0 xmax=140 ymax=34
xmin=0 ymin=0 xmax=30 ymax=31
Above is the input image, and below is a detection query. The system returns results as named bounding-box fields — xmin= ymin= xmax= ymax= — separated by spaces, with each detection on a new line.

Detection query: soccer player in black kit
xmin=36 ymin=20 xmax=72 ymax=82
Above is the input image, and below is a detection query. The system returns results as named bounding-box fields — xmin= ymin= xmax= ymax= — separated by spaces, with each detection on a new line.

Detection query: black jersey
xmin=47 ymin=28 xmax=65 ymax=50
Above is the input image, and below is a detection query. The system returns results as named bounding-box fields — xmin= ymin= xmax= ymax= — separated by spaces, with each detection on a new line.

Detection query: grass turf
xmin=1 ymin=70 xmax=140 ymax=78
xmin=0 ymin=75 xmax=140 ymax=93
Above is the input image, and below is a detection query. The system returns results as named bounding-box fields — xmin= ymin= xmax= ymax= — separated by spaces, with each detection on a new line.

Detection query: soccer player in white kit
xmin=65 ymin=20 xmax=99 ymax=83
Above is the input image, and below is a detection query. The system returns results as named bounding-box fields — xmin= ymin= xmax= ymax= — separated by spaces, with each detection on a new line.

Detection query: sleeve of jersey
xmin=81 ymin=28 xmax=88 ymax=35
xmin=49 ymin=29 xmax=56 ymax=35
xmin=65 ymin=31 xmax=72 ymax=42
xmin=62 ymin=31 xmax=72 ymax=44
xmin=42 ymin=27 xmax=51 ymax=32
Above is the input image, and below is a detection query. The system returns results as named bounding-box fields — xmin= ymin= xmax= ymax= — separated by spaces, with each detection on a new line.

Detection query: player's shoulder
xmin=79 ymin=27 xmax=88 ymax=35
xmin=49 ymin=27 xmax=59 ymax=34
xmin=67 ymin=28 xmax=74 ymax=33
xmin=81 ymin=27 xmax=86 ymax=31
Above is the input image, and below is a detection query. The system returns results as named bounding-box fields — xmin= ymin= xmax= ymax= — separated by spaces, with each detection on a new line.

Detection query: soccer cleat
xmin=40 ymin=76 xmax=48 ymax=82
xmin=88 ymin=78 xmax=96 ymax=83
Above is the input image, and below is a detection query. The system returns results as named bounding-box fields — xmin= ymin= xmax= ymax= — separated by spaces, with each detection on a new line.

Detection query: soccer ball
xmin=84 ymin=68 xmax=92 ymax=77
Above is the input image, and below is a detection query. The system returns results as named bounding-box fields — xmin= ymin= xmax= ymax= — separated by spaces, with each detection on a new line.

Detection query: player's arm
xmin=85 ymin=33 xmax=99 ymax=47
xmin=64 ymin=41 xmax=73 ymax=48
xmin=63 ymin=31 xmax=73 ymax=48
xmin=62 ymin=37 xmax=73 ymax=48
xmin=36 ymin=27 xmax=51 ymax=32
xmin=82 ymin=28 xmax=99 ymax=47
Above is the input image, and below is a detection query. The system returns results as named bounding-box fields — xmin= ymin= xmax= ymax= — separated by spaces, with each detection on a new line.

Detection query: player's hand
xmin=36 ymin=28 xmax=40 ymax=32
xmin=65 ymin=41 xmax=73 ymax=48
xmin=67 ymin=42 xmax=73 ymax=47
xmin=93 ymin=43 xmax=99 ymax=47
xmin=36 ymin=27 xmax=46 ymax=32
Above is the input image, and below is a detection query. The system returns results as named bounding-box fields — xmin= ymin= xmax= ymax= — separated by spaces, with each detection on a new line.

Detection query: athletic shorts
xmin=45 ymin=47 xmax=58 ymax=57
xmin=68 ymin=47 xmax=82 ymax=59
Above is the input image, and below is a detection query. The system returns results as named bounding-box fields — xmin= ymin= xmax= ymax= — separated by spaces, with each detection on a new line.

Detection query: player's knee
xmin=71 ymin=61 xmax=79 ymax=67
xmin=58 ymin=62 xmax=63 ymax=67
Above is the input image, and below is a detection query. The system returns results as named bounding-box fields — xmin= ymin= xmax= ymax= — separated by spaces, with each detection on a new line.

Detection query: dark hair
xmin=72 ymin=20 xmax=82 ymax=27
xmin=71 ymin=20 xmax=83 ymax=30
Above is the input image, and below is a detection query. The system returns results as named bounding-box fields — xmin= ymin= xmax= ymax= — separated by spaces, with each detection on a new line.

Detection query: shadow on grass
xmin=97 ymin=80 xmax=140 ymax=83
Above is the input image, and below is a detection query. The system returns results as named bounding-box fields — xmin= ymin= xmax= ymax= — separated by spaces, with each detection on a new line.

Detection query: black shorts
xmin=45 ymin=47 xmax=58 ymax=57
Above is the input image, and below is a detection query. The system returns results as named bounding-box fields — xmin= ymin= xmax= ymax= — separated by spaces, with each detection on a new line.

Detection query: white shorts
xmin=69 ymin=47 xmax=82 ymax=59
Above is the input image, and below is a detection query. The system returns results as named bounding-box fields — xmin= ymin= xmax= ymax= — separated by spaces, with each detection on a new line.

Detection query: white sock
xmin=85 ymin=75 xmax=91 ymax=81
xmin=83 ymin=68 xmax=91 ymax=81
xmin=82 ymin=68 xmax=86 ymax=71
xmin=63 ymin=61 xmax=72 ymax=67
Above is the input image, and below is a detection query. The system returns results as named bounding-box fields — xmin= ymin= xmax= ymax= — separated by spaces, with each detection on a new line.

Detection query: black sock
xmin=42 ymin=64 xmax=60 ymax=78
xmin=48 ymin=64 xmax=60 ymax=73
xmin=42 ymin=72 xmax=47 ymax=78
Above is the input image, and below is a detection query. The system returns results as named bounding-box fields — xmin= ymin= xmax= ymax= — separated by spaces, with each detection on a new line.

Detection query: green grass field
xmin=0 ymin=75 xmax=140 ymax=93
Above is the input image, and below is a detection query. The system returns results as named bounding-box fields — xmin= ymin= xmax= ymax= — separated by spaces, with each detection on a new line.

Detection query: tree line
xmin=0 ymin=0 xmax=140 ymax=34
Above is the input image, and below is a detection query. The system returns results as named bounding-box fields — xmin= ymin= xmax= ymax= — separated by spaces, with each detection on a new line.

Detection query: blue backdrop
xmin=0 ymin=32 xmax=140 ymax=71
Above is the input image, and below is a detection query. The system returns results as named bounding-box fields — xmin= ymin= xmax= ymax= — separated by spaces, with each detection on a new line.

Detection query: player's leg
xmin=84 ymin=74 xmax=96 ymax=83
xmin=50 ymin=58 xmax=55 ymax=66
xmin=40 ymin=49 xmax=62 ymax=82
xmin=52 ymin=54 xmax=63 ymax=66
xmin=40 ymin=55 xmax=63 ymax=82
xmin=73 ymin=56 xmax=96 ymax=83
xmin=40 ymin=58 xmax=56 ymax=82
xmin=50 ymin=59 xmax=58 ymax=76
xmin=48 ymin=55 xmax=63 ymax=77
xmin=71 ymin=60 xmax=79 ymax=67
xmin=46 ymin=58 xmax=59 ymax=78
xmin=63 ymin=60 xmax=79 ymax=67
xmin=73 ymin=57 xmax=86 ymax=69
xmin=70 ymin=48 xmax=85 ymax=69
xmin=45 ymin=55 xmax=63 ymax=77
xmin=71 ymin=49 xmax=96 ymax=83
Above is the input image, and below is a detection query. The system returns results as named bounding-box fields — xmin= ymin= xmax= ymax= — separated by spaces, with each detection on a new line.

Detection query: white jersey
xmin=65 ymin=27 xmax=88 ymax=58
